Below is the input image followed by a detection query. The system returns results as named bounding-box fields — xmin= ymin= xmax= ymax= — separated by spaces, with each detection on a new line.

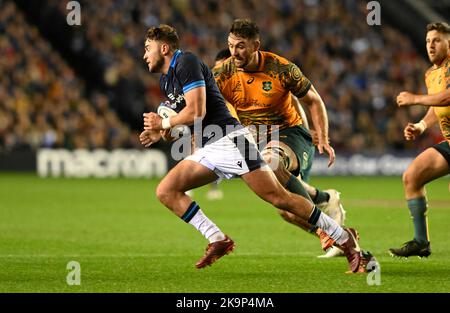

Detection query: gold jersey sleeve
xmin=425 ymin=55 xmax=450 ymax=141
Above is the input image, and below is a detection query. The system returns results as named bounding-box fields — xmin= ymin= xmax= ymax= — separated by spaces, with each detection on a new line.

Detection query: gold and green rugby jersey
xmin=213 ymin=51 xmax=311 ymax=132
xmin=425 ymin=54 xmax=450 ymax=141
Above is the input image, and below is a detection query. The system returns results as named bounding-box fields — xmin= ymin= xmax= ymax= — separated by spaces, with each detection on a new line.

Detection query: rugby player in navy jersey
xmin=140 ymin=24 xmax=373 ymax=273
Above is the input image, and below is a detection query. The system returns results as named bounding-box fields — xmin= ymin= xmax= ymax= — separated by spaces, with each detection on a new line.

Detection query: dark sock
xmin=286 ymin=175 xmax=316 ymax=232
xmin=307 ymin=206 xmax=322 ymax=225
xmin=181 ymin=201 xmax=200 ymax=223
xmin=309 ymin=225 xmax=318 ymax=233
xmin=312 ymin=188 xmax=330 ymax=204
xmin=286 ymin=175 xmax=313 ymax=202
xmin=407 ymin=197 xmax=429 ymax=244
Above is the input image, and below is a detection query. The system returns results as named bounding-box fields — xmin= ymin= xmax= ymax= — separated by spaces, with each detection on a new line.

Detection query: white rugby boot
xmin=317 ymin=189 xmax=346 ymax=258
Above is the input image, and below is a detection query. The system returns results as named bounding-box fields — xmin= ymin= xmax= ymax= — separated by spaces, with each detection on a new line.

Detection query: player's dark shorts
xmin=261 ymin=125 xmax=315 ymax=181
xmin=432 ymin=141 xmax=450 ymax=167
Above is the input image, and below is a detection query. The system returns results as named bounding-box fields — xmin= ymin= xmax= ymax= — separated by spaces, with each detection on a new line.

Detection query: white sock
xmin=188 ymin=209 xmax=226 ymax=243
xmin=315 ymin=212 xmax=348 ymax=245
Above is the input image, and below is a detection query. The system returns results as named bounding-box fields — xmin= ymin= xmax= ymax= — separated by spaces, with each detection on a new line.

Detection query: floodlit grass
xmin=0 ymin=173 xmax=448 ymax=292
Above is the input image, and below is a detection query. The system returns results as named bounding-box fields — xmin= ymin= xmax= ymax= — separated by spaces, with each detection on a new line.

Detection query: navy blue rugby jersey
xmin=159 ymin=50 xmax=240 ymax=145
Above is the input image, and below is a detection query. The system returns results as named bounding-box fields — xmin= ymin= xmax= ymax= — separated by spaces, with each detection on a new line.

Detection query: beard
xmin=149 ymin=55 xmax=164 ymax=73
xmin=233 ymin=56 xmax=249 ymax=69
xmin=428 ymin=49 xmax=448 ymax=65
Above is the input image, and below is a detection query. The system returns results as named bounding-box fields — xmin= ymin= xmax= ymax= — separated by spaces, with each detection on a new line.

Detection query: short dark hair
xmin=146 ymin=24 xmax=180 ymax=51
xmin=229 ymin=18 xmax=259 ymax=40
xmin=426 ymin=22 xmax=450 ymax=35
xmin=215 ymin=48 xmax=231 ymax=62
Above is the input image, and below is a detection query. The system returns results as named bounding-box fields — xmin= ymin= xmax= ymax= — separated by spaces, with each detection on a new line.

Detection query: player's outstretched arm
xmin=299 ymin=85 xmax=335 ymax=167
xmin=397 ymin=89 xmax=450 ymax=107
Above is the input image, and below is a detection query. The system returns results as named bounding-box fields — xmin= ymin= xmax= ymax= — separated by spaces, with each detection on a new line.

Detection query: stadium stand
xmin=0 ymin=1 xmax=141 ymax=153
xmin=3 ymin=0 xmax=445 ymax=155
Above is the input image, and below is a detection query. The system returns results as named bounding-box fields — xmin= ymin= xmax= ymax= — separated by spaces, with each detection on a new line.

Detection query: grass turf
xmin=0 ymin=173 xmax=449 ymax=292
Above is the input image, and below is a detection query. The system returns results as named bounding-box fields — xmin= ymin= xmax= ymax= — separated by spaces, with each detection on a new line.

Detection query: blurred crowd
xmin=1 ymin=0 xmax=444 ymax=154
xmin=0 ymin=1 xmax=141 ymax=152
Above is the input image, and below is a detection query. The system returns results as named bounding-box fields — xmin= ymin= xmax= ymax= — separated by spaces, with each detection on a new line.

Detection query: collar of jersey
xmin=169 ymin=50 xmax=182 ymax=68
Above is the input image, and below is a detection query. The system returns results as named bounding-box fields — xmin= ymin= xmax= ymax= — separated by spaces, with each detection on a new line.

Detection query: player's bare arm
xmin=293 ymin=95 xmax=321 ymax=146
xmin=292 ymin=95 xmax=320 ymax=145
xmin=299 ymin=85 xmax=335 ymax=167
xmin=291 ymin=95 xmax=310 ymax=130
xmin=139 ymin=129 xmax=162 ymax=147
xmin=404 ymin=107 xmax=438 ymax=141
xmin=397 ymin=89 xmax=450 ymax=107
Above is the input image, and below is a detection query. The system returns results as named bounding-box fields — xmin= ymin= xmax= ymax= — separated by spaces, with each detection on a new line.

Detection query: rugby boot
xmin=196 ymin=235 xmax=235 ymax=269
xmin=389 ymin=240 xmax=431 ymax=258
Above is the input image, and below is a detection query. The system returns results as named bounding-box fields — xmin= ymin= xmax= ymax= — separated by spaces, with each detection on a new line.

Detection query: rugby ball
xmin=157 ymin=106 xmax=189 ymax=138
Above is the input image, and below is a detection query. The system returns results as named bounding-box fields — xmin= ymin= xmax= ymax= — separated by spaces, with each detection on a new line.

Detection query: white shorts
xmin=185 ymin=127 xmax=265 ymax=180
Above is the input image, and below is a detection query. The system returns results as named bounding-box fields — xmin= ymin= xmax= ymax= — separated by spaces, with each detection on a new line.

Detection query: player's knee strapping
xmin=261 ymin=146 xmax=290 ymax=171
xmin=264 ymin=145 xmax=312 ymax=202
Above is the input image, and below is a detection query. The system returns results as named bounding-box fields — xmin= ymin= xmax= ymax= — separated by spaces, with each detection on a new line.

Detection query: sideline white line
xmin=0 ymin=252 xmax=310 ymax=258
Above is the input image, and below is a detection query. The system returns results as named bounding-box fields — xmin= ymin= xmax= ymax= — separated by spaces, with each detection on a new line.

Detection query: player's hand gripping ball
xmin=157 ymin=105 xmax=189 ymax=140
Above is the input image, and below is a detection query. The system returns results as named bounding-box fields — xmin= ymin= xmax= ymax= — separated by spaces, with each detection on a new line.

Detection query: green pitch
xmin=0 ymin=173 xmax=449 ymax=293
